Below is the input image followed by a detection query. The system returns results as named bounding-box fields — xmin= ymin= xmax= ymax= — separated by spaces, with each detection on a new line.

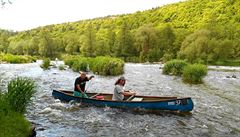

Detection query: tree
xmin=80 ymin=24 xmax=96 ymax=57
xmin=38 ymin=30 xmax=57 ymax=58
xmin=178 ymin=29 xmax=211 ymax=63
xmin=157 ymin=24 xmax=176 ymax=61
xmin=95 ymin=28 xmax=111 ymax=56
xmin=64 ymin=33 xmax=80 ymax=54
xmin=134 ymin=24 xmax=158 ymax=62
xmin=115 ymin=21 xmax=135 ymax=58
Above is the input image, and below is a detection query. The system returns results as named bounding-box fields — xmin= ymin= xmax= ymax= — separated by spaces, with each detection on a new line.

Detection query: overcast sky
xmin=0 ymin=0 xmax=182 ymax=31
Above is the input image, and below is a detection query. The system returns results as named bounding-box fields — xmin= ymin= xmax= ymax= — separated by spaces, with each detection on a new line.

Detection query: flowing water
xmin=0 ymin=61 xmax=240 ymax=137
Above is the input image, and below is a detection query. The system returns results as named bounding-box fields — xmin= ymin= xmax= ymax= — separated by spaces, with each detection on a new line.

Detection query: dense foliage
xmin=64 ymin=56 xmax=124 ymax=75
xmin=40 ymin=58 xmax=51 ymax=70
xmin=0 ymin=53 xmax=36 ymax=63
xmin=0 ymin=0 xmax=240 ymax=65
xmin=182 ymin=64 xmax=208 ymax=84
xmin=0 ymin=77 xmax=36 ymax=137
xmin=6 ymin=77 xmax=36 ymax=113
xmin=163 ymin=60 xmax=208 ymax=84
xmin=162 ymin=60 xmax=188 ymax=76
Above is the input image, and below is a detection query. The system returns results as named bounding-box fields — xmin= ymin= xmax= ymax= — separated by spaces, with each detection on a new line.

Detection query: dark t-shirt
xmin=74 ymin=77 xmax=89 ymax=92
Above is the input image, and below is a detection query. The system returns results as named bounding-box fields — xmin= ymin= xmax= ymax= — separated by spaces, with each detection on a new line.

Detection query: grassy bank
xmin=0 ymin=77 xmax=36 ymax=137
xmin=0 ymin=53 xmax=37 ymax=64
xmin=210 ymin=60 xmax=240 ymax=66
xmin=64 ymin=55 xmax=124 ymax=76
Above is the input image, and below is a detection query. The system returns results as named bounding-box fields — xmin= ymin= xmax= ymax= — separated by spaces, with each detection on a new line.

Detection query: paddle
xmin=83 ymin=75 xmax=94 ymax=98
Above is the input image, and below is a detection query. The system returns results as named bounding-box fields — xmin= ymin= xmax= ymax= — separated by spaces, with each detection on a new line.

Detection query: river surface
xmin=0 ymin=61 xmax=240 ymax=137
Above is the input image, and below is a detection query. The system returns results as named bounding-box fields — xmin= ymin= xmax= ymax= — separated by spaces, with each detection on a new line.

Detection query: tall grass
xmin=40 ymin=58 xmax=51 ymax=70
xmin=91 ymin=57 xmax=124 ymax=76
xmin=162 ymin=60 xmax=189 ymax=76
xmin=0 ymin=53 xmax=37 ymax=63
xmin=64 ymin=56 xmax=125 ymax=76
xmin=6 ymin=77 xmax=36 ymax=113
xmin=0 ymin=77 xmax=36 ymax=137
xmin=182 ymin=64 xmax=208 ymax=84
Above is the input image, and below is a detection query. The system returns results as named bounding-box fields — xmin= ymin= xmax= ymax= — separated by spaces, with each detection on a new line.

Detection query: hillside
xmin=0 ymin=0 xmax=240 ymax=64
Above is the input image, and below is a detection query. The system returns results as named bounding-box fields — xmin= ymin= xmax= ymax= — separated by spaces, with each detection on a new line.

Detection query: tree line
xmin=0 ymin=0 xmax=240 ymax=64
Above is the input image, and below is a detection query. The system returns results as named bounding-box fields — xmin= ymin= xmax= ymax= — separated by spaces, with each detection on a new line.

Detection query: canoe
xmin=52 ymin=89 xmax=194 ymax=113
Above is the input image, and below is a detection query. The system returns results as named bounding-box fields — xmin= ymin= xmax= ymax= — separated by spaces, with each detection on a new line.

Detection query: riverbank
xmin=0 ymin=78 xmax=36 ymax=137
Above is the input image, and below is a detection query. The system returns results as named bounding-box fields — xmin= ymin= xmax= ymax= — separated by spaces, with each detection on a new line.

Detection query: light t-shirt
xmin=112 ymin=85 xmax=124 ymax=101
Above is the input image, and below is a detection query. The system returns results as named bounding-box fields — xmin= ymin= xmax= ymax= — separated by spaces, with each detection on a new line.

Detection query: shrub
xmin=40 ymin=58 xmax=51 ymax=70
xmin=182 ymin=64 xmax=208 ymax=84
xmin=72 ymin=57 xmax=90 ymax=72
xmin=6 ymin=77 xmax=36 ymax=113
xmin=91 ymin=57 xmax=124 ymax=76
xmin=163 ymin=60 xmax=188 ymax=76
xmin=0 ymin=53 xmax=36 ymax=63
xmin=63 ymin=56 xmax=125 ymax=76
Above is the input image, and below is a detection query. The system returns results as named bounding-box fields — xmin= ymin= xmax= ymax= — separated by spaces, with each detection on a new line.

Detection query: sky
xmin=0 ymin=0 xmax=182 ymax=31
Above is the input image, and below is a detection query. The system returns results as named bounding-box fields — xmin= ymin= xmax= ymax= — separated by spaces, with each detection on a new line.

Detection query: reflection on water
xmin=0 ymin=62 xmax=240 ymax=137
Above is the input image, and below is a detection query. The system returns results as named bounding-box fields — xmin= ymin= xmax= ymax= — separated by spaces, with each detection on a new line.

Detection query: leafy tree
xmin=38 ymin=30 xmax=57 ymax=58
xmin=80 ymin=24 xmax=96 ymax=57
xmin=178 ymin=29 xmax=211 ymax=63
xmin=64 ymin=33 xmax=80 ymax=54
xmin=115 ymin=21 xmax=135 ymax=58
xmin=134 ymin=24 xmax=158 ymax=62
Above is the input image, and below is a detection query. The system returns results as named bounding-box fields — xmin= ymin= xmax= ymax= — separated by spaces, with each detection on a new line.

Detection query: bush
xmin=6 ymin=77 xmax=36 ymax=113
xmin=40 ymin=58 xmax=51 ymax=70
xmin=182 ymin=64 xmax=208 ymax=84
xmin=91 ymin=57 xmax=124 ymax=76
xmin=72 ymin=57 xmax=91 ymax=72
xmin=0 ymin=53 xmax=36 ymax=64
xmin=63 ymin=56 xmax=125 ymax=76
xmin=162 ymin=60 xmax=188 ymax=76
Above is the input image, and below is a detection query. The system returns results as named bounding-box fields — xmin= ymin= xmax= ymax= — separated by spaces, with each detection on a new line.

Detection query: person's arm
xmin=88 ymin=75 xmax=94 ymax=80
xmin=122 ymin=91 xmax=136 ymax=96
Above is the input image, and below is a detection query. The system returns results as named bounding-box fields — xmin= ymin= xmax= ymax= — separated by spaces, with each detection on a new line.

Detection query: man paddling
xmin=112 ymin=76 xmax=136 ymax=101
xmin=74 ymin=71 xmax=94 ymax=98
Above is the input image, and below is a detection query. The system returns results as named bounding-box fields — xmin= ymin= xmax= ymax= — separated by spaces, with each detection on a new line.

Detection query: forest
xmin=0 ymin=0 xmax=240 ymax=65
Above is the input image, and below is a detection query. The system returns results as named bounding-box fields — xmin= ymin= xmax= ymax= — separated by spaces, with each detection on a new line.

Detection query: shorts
xmin=73 ymin=91 xmax=89 ymax=98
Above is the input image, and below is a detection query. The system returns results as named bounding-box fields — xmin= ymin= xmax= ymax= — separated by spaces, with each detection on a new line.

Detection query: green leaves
xmin=182 ymin=64 xmax=208 ymax=84
xmin=6 ymin=77 xmax=36 ymax=113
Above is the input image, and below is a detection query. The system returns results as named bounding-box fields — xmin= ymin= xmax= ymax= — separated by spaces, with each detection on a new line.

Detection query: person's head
xmin=115 ymin=76 xmax=126 ymax=86
xmin=79 ymin=71 xmax=87 ymax=79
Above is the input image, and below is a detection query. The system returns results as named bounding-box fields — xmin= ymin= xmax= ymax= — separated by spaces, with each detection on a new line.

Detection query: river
xmin=0 ymin=61 xmax=239 ymax=137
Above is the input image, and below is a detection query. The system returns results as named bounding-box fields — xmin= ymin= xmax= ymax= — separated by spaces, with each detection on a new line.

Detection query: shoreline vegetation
xmin=1 ymin=53 xmax=240 ymax=66
xmin=0 ymin=53 xmax=37 ymax=64
xmin=0 ymin=77 xmax=36 ymax=137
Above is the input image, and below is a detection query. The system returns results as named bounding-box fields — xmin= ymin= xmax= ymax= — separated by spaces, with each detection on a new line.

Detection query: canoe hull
xmin=52 ymin=90 xmax=194 ymax=112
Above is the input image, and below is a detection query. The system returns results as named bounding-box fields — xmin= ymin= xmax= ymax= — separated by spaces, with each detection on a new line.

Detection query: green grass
xmin=40 ymin=58 xmax=51 ymax=70
xmin=211 ymin=60 xmax=240 ymax=66
xmin=182 ymin=64 xmax=208 ymax=84
xmin=162 ymin=59 xmax=189 ymax=76
xmin=64 ymin=55 xmax=125 ymax=76
xmin=0 ymin=53 xmax=37 ymax=64
xmin=0 ymin=110 xmax=31 ymax=137
xmin=0 ymin=77 xmax=35 ymax=137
